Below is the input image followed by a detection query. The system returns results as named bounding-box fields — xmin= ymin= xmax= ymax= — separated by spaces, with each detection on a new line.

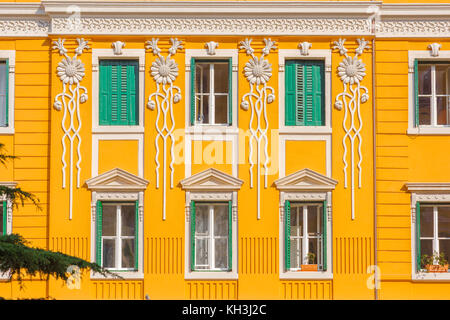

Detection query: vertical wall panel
xmin=239 ymin=237 xmax=278 ymax=274
xmin=334 ymin=237 xmax=373 ymax=274
xmin=146 ymin=237 xmax=183 ymax=274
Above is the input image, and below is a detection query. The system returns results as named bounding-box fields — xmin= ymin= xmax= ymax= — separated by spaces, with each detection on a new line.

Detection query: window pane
xmin=121 ymin=204 xmax=135 ymax=236
xmin=103 ymin=239 xmax=116 ymax=268
xmin=214 ymin=205 xmax=228 ymax=237
xmin=439 ymin=240 xmax=450 ymax=267
xmin=195 ymin=238 xmax=209 ymax=269
xmin=195 ymin=94 xmax=210 ymax=123
xmin=420 ymin=239 xmax=433 ymax=258
xmin=307 ymin=205 xmax=321 ymax=236
xmin=307 ymin=239 xmax=318 ymax=264
xmin=214 ymin=95 xmax=228 ymax=124
xmin=214 ymin=63 xmax=229 ymax=93
xmin=418 ymin=97 xmax=431 ymax=125
xmin=436 ymin=65 xmax=450 ymax=95
xmin=290 ymin=238 xmax=301 ymax=269
xmin=102 ymin=205 xmax=117 ymax=236
xmin=195 ymin=205 xmax=209 ymax=235
xmin=438 ymin=206 xmax=450 ymax=238
xmin=0 ymin=62 xmax=6 ymax=127
xmin=214 ymin=238 xmax=228 ymax=269
xmin=418 ymin=65 xmax=432 ymax=95
xmin=290 ymin=207 xmax=297 ymax=236
xmin=195 ymin=63 xmax=210 ymax=94
xmin=436 ymin=97 xmax=449 ymax=125
xmin=121 ymin=238 xmax=135 ymax=269
xmin=420 ymin=206 xmax=434 ymax=238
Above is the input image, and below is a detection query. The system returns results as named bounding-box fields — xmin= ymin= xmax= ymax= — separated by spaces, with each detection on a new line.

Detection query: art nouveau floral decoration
xmin=240 ymin=38 xmax=276 ymax=220
xmin=146 ymin=38 xmax=183 ymax=220
xmin=333 ymin=38 xmax=370 ymax=220
xmin=53 ymin=38 xmax=89 ymax=220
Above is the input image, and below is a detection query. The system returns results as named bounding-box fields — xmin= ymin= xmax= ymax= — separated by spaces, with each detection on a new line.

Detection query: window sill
xmin=407 ymin=127 xmax=450 ymax=135
xmin=279 ymin=127 xmax=332 ymax=135
xmin=413 ymin=272 xmax=450 ymax=281
xmin=280 ymin=271 xmax=333 ymax=280
xmin=0 ymin=127 xmax=14 ymax=135
xmin=186 ymin=126 xmax=239 ymax=135
xmin=90 ymin=271 xmax=144 ymax=280
xmin=92 ymin=126 xmax=144 ymax=134
xmin=185 ymin=271 xmax=238 ymax=280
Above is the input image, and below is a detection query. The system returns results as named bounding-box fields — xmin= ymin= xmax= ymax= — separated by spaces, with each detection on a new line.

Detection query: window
xmin=99 ymin=60 xmax=139 ymax=126
xmin=416 ymin=203 xmax=450 ymax=272
xmin=0 ymin=200 xmax=6 ymax=235
xmin=190 ymin=201 xmax=232 ymax=271
xmin=0 ymin=61 xmax=8 ymax=127
xmin=96 ymin=201 xmax=138 ymax=270
xmin=190 ymin=59 xmax=232 ymax=126
xmin=285 ymin=60 xmax=324 ymax=126
xmin=415 ymin=62 xmax=450 ymax=127
xmin=285 ymin=201 xmax=327 ymax=271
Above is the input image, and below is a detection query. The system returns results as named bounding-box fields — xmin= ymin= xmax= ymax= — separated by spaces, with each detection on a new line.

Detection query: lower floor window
xmin=417 ymin=203 xmax=450 ymax=271
xmin=285 ymin=201 xmax=327 ymax=271
xmin=96 ymin=201 xmax=138 ymax=270
xmin=191 ymin=201 xmax=232 ymax=271
xmin=0 ymin=200 xmax=6 ymax=235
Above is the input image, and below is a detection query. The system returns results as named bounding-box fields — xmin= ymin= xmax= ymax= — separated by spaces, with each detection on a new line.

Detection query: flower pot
xmin=300 ymin=264 xmax=318 ymax=271
xmin=425 ymin=264 xmax=449 ymax=273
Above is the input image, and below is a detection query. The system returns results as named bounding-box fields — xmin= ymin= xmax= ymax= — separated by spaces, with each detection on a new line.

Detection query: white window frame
xmin=0 ymin=182 xmax=16 ymax=281
xmin=0 ymin=51 xmax=15 ymax=134
xmin=92 ymin=49 xmax=145 ymax=134
xmin=408 ymin=50 xmax=450 ymax=135
xmin=278 ymin=49 xmax=332 ymax=134
xmin=100 ymin=202 xmax=138 ymax=271
xmin=185 ymin=49 xmax=238 ymax=131
xmin=193 ymin=202 xmax=230 ymax=271
xmin=406 ymin=182 xmax=450 ymax=281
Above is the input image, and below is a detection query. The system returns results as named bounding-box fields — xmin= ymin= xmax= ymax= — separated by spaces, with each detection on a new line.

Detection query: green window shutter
xmin=190 ymin=58 xmax=196 ymax=126
xmin=228 ymin=58 xmax=232 ymax=126
xmin=322 ymin=201 xmax=327 ymax=271
xmin=96 ymin=201 xmax=103 ymax=265
xmin=135 ymin=200 xmax=139 ymax=270
xmin=285 ymin=200 xmax=291 ymax=271
xmin=285 ymin=61 xmax=297 ymax=126
xmin=305 ymin=63 xmax=324 ymax=126
xmin=190 ymin=201 xmax=196 ymax=271
xmin=416 ymin=202 xmax=421 ymax=272
xmin=99 ymin=60 xmax=138 ymax=126
xmin=414 ymin=60 xmax=419 ymax=127
xmin=2 ymin=200 xmax=6 ymax=235
xmin=228 ymin=200 xmax=232 ymax=271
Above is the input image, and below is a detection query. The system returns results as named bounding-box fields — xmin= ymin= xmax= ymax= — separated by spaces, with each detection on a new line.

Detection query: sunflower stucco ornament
xmin=146 ymin=38 xmax=183 ymax=221
xmin=239 ymin=38 xmax=276 ymax=220
xmin=332 ymin=38 xmax=370 ymax=221
xmin=52 ymin=38 xmax=90 ymax=221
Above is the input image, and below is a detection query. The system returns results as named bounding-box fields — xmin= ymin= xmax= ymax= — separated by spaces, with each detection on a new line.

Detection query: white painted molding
xmin=405 ymin=183 xmax=450 ymax=193
xmin=180 ymin=168 xmax=244 ymax=192
xmin=86 ymin=167 xmax=149 ymax=192
xmin=0 ymin=50 xmax=15 ymax=134
xmin=112 ymin=41 xmax=126 ymax=55
xmin=333 ymin=38 xmax=370 ymax=221
xmin=428 ymin=43 xmax=442 ymax=57
xmin=205 ymin=41 xmax=219 ymax=56
xmin=274 ymin=168 xmax=338 ymax=192
xmin=53 ymin=38 xmax=89 ymax=220
xmin=298 ymin=42 xmax=312 ymax=56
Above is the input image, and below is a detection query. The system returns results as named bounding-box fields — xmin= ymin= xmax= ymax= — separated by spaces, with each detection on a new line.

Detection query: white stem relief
xmin=146 ymin=38 xmax=183 ymax=221
xmin=333 ymin=38 xmax=370 ymax=221
xmin=53 ymin=38 xmax=89 ymax=220
xmin=240 ymin=38 xmax=276 ymax=220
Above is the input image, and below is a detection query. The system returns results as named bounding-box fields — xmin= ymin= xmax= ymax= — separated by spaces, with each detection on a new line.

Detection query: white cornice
xmin=180 ymin=168 xmax=243 ymax=191
xmin=405 ymin=183 xmax=450 ymax=193
xmin=274 ymin=168 xmax=338 ymax=192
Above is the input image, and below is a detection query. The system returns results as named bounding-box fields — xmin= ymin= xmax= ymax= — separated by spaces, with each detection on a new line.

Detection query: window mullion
xmin=210 ymin=205 xmax=214 ymax=270
xmin=431 ymin=65 xmax=437 ymax=126
xmin=303 ymin=205 xmax=308 ymax=265
xmin=210 ymin=64 xmax=215 ymax=124
xmin=434 ymin=206 xmax=440 ymax=261
xmin=117 ymin=205 xmax=121 ymax=269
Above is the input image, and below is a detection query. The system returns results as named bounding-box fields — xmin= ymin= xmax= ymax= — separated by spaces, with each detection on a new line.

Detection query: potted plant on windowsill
xmin=301 ymin=252 xmax=318 ymax=271
xmin=421 ymin=252 xmax=449 ymax=273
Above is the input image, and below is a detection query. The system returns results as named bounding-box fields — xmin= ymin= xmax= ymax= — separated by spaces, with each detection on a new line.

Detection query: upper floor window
xmin=96 ymin=201 xmax=138 ymax=271
xmin=190 ymin=201 xmax=231 ymax=271
xmin=0 ymin=61 xmax=8 ymax=128
xmin=416 ymin=203 xmax=450 ymax=272
xmin=190 ymin=59 xmax=232 ymax=126
xmin=285 ymin=60 xmax=324 ymax=127
xmin=285 ymin=201 xmax=327 ymax=272
xmin=99 ymin=60 xmax=139 ymax=126
xmin=415 ymin=62 xmax=450 ymax=127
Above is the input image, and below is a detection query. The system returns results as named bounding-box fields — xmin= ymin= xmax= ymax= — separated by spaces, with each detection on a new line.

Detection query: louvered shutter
xmin=285 ymin=61 xmax=297 ymax=126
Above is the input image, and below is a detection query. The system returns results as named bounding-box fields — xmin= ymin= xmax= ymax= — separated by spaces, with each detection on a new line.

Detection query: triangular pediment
xmin=180 ymin=168 xmax=243 ymax=191
xmin=86 ymin=168 xmax=149 ymax=191
xmin=274 ymin=168 xmax=337 ymax=191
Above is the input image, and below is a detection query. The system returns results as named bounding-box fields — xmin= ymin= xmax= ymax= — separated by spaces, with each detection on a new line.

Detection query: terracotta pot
xmin=425 ymin=264 xmax=449 ymax=273
xmin=301 ymin=264 xmax=318 ymax=271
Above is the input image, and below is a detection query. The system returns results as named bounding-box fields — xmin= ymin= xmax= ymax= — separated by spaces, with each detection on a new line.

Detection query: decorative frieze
xmin=376 ymin=20 xmax=450 ymax=38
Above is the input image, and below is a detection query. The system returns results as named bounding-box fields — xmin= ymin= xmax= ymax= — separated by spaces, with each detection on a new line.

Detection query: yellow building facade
xmin=0 ymin=0 xmax=449 ymax=300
